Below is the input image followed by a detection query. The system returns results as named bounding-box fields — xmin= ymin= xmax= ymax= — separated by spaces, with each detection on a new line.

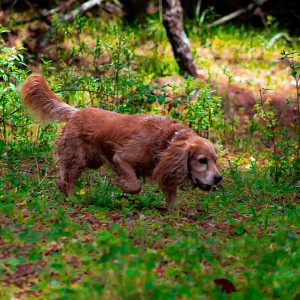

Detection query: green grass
xmin=1 ymin=12 xmax=300 ymax=299
xmin=0 ymin=161 xmax=299 ymax=299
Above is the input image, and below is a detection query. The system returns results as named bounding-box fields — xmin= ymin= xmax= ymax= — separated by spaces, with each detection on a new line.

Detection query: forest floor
xmin=1 ymin=7 xmax=300 ymax=299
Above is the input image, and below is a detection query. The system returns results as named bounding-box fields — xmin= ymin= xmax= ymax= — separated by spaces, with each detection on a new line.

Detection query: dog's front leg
xmin=112 ymin=155 xmax=141 ymax=194
xmin=162 ymin=187 xmax=177 ymax=210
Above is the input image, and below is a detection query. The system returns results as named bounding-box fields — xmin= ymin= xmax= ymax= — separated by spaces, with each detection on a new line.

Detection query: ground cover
xmin=0 ymin=12 xmax=299 ymax=299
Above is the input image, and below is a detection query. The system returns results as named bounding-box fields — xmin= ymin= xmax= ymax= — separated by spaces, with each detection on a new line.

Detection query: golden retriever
xmin=20 ymin=73 xmax=222 ymax=209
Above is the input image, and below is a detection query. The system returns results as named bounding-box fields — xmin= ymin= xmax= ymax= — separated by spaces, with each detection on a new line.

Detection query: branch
xmin=40 ymin=0 xmax=103 ymax=48
xmin=57 ymin=0 xmax=103 ymax=23
xmin=15 ymin=0 xmax=76 ymax=25
xmin=207 ymin=0 xmax=268 ymax=28
xmin=208 ymin=4 xmax=255 ymax=28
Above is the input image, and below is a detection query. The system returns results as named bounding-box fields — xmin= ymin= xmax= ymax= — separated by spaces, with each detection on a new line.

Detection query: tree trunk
xmin=162 ymin=0 xmax=198 ymax=78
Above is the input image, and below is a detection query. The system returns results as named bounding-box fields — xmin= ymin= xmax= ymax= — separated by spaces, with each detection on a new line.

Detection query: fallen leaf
xmin=214 ymin=278 xmax=237 ymax=294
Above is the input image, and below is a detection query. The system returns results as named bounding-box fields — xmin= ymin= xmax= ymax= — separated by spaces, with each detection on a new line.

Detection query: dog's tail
xmin=20 ymin=73 xmax=78 ymax=124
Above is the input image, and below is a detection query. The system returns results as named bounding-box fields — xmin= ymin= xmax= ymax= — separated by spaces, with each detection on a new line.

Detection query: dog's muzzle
xmin=194 ymin=178 xmax=212 ymax=191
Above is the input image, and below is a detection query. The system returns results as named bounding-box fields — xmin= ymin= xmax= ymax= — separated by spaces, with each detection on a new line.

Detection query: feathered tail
xmin=20 ymin=73 xmax=78 ymax=124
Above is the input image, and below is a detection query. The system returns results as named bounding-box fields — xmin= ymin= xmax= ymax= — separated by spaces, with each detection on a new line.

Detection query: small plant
xmin=253 ymin=88 xmax=281 ymax=155
xmin=279 ymin=49 xmax=300 ymax=180
xmin=222 ymin=66 xmax=237 ymax=137
xmin=0 ymin=26 xmax=28 ymax=142
xmin=150 ymin=78 xmax=222 ymax=138
xmin=253 ymin=47 xmax=300 ymax=183
xmin=279 ymin=49 xmax=300 ymax=157
xmin=181 ymin=86 xmax=221 ymax=138
xmin=43 ymin=19 xmax=151 ymax=115
xmin=253 ymin=88 xmax=296 ymax=182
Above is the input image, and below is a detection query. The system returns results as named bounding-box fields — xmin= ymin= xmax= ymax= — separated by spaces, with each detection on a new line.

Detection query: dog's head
xmin=154 ymin=135 xmax=222 ymax=191
xmin=187 ymin=138 xmax=222 ymax=191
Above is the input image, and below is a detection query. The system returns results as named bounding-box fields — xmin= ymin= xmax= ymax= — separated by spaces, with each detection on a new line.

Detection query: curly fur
xmin=154 ymin=140 xmax=191 ymax=188
xmin=20 ymin=73 xmax=222 ymax=210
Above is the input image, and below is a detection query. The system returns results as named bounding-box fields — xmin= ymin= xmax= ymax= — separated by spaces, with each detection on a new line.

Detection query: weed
xmin=0 ymin=27 xmax=28 ymax=142
xmin=279 ymin=49 xmax=300 ymax=157
xmin=254 ymin=88 xmax=281 ymax=155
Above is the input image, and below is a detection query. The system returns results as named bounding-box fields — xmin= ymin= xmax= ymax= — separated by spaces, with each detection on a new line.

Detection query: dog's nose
xmin=214 ymin=175 xmax=222 ymax=184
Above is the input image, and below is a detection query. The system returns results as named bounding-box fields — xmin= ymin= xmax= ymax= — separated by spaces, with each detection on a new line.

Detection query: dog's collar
xmin=170 ymin=129 xmax=188 ymax=142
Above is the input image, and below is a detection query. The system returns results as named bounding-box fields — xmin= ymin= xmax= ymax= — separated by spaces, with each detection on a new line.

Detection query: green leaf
xmin=172 ymin=99 xmax=183 ymax=107
xmin=97 ymin=231 xmax=112 ymax=242
xmin=264 ymin=214 xmax=269 ymax=230
xmin=234 ymin=224 xmax=246 ymax=235
xmin=146 ymin=95 xmax=156 ymax=103
xmin=291 ymin=71 xmax=297 ymax=78
xmin=157 ymin=95 xmax=166 ymax=105
xmin=6 ymin=257 xmax=26 ymax=265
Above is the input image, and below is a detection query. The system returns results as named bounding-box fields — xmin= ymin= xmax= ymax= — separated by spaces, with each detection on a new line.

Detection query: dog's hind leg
xmin=56 ymin=134 xmax=87 ymax=196
xmin=57 ymin=164 xmax=84 ymax=196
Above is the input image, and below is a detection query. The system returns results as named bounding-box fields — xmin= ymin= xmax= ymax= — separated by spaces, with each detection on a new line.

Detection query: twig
xmin=195 ymin=0 xmax=202 ymax=18
xmin=159 ymin=0 xmax=163 ymax=21
xmin=267 ymin=32 xmax=293 ymax=48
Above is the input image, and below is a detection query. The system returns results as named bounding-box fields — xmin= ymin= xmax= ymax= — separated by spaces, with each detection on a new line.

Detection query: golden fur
xmin=20 ymin=73 xmax=222 ymax=209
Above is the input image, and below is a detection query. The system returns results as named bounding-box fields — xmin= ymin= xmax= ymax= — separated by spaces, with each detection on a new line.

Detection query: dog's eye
xmin=199 ymin=157 xmax=208 ymax=164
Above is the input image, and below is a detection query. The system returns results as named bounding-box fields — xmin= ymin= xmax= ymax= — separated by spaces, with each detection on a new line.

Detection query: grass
xmin=1 ymin=11 xmax=300 ymax=299
xmin=0 ymin=163 xmax=299 ymax=299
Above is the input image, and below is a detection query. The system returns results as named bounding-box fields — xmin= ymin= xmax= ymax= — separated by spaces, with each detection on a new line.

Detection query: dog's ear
xmin=153 ymin=141 xmax=193 ymax=189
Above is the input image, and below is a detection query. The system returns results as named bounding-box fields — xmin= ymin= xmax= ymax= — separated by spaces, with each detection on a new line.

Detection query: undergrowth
xmin=0 ymin=11 xmax=299 ymax=299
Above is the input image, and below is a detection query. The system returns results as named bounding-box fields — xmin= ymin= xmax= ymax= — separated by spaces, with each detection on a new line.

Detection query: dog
xmin=20 ymin=73 xmax=222 ymax=209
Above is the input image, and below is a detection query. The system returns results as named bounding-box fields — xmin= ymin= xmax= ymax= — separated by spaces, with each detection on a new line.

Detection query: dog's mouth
xmin=194 ymin=178 xmax=212 ymax=191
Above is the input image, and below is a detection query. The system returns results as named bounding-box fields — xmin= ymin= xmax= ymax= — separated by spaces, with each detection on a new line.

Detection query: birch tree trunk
xmin=162 ymin=0 xmax=198 ymax=78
